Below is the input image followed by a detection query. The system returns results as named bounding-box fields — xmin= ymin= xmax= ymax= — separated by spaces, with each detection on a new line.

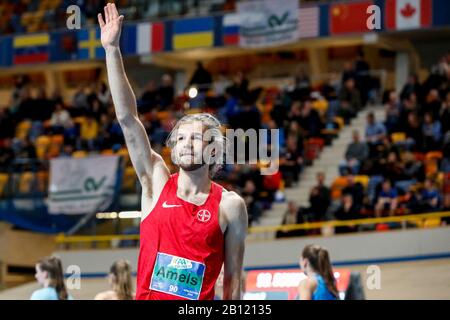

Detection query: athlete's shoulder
xmin=94 ymin=290 xmax=117 ymax=300
xmin=220 ymin=189 xmax=247 ymax=223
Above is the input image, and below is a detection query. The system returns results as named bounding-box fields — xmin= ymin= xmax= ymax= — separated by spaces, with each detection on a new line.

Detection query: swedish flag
xmin=77 ymin=28 xmax=104 ymax=60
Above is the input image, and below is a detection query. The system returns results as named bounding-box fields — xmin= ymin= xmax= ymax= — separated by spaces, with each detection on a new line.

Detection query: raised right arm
xmin=98 ymin=3 xmax=170 ymax=206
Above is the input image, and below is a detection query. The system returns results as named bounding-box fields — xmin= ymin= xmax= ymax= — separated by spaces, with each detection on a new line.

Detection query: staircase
xmin=248 ymin=105 xmax=385 ymax=240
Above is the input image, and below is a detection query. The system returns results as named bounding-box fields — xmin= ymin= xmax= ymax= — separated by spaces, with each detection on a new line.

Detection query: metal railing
xmin=54 ymin=210 xmax=450 ymax=249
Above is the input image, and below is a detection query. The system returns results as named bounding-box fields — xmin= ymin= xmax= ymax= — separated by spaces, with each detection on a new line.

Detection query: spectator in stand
xmin=138 ymin=80 xmax=159 ymax=114
xmin=424 ymin=89 xmax=442 ymax=119
xmin=338 ymin=78 xmax=361 ymax=122
xmin=189 ymin=61 xmax=212 ymax=92
xmin=241 ymin=179 xmax=263 ymax=225
xmin=72 ymin=84 xmax=89 ymax=116
xmin=227 ymin=71 xmax=249 ymax=101
xmin=405 ymin=112 xmax=424 ymax=151
xmin=298 ymin=99 xmax=322 ymax=138
xmin=398 ymin=92 xmax=420 ymax=132
xmin=98 ymin=82 xmax=111 ymax=107
xmin=234 ymin=96 xmax=261 ymax=131
xmin=159 ymin=74 xmax=174 ymax=108
xmin=440 ymin=92 xmax=450 ymax=134
xmin=400 ymin=74 xmax=422 ymax=102
xmin=308 ymin=172 xmax=331 ymax=221
xmin=422 ymin=112 xmax=442 ymax=151
xmin=334 ymin=193 xmax=360 ymax=234
xmin=276 ymin=201 xmax=304 ymax=238
xmin=341 ymin=61 xmax=356 ymax=85
xmin=0 ymin=138 xmax=15 ymax=171
xmin=416 ymin=178 xmax=441 ymax=213
xmin=380 ymin=151 xmax=405 ymax=183
xmin=0 ymin=108 xmax=15 ymax=139
xmin=280 ymin=134 xmax=303 ymax=187
xmin=50 ymin=102 xmax=73 ymax=134
xmin=354 ymin=51 xmax=370 ymax=106
xmin=78 ymin=113 xmax=99 ymax=151
xmin=365 ymin=112 xmax=387 ymax=155
xmin=17 ymin=137 xmax=37 ymax=159
xmin=384 ymin=90 xmax=401 ymax=133
xmin=375 ymin=179 xmax=398 ymax=217
xmin=342 ymin=174 xmax=365 ymax=208
xmin=339 ymin=130 xmax=369 ymax=175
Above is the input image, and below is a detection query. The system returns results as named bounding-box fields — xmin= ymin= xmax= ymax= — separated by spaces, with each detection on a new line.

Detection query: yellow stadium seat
xmin=36 ymin=171 xmax=49 ymax=193
xmin=423 ymin=218 xmax=441 ymax=228
xmin=72 ymin=150 xmax=88 ymax=158
xmin=18 ymin=172 xmax=35 ymax=194
xmin=101 ymin=149 xmax=114 ymax=156
xmin=354 ymin=175 xmax=370 ymax=189
xmin=51 ymin=134 xmax=64 ymax=146
xmin=391 ymin=132 xmax=406 ymax=143
xmin=36 ymin=135 xmax=51 ymax=159
xmin=312 ymin=99 xmax=328 ymax=114
xmin=425 ymin=151 xmax=443 ymax=161
xmin=15 ymin=121 xmax=32 ymax=139
xmin=334 ymin=117 xmax=344 ymax=130
xmin=0 ymin=173 xmax=8 ymax=197
xmin=331 ymin=176 xmax=349 ymax=200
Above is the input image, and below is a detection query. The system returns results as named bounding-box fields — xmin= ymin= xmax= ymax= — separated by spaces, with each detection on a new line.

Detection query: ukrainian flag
xmin=77 ymin=28 xmax=104 ymax=60
xmin=172 ymin=17 xmax=214 ymax=50
xmin=13 ymin=33 xmax=49 ymax=65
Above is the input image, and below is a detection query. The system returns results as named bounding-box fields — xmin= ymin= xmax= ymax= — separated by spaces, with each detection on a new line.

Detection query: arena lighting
xmin=188 ymin=86 xmax=198 ymax=98
xmin=96 ymin=211 xmax=140 ymax=219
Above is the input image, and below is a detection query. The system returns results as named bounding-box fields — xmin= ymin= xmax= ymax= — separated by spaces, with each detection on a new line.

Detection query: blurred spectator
xmin=0 ymin=108 xmax=15 ymax=139
xmin=341 ymin=61 xmax=356 ymax=84
xmin=159 ymin=74 xmax=174 ymax=108
xmin=334 ymin=193 xmax=360 ymax=233
xmin=365 ymin=112 xmax=387 ymax=151
xmin=424 ymin=89 xmax=442 ymax=119
xmin=280 ymin=134 xmax=303 ymax=186
xmin=338 ymin=78 xmax=361 ymax=122
xmin=416 ymin=178 xmax=441 ymax=213
xmin=404 ymin=112 xmax=423 ymax=151
xmin=400 ymin=74 xmax=422 ymax=102
xmin=241 ymin=180 xmax=263 ymax=225
xmin=189 ymin=61 xmax=212 ymax=92
xmin=342 ymin=175 xmax=365 ymax=208
xmin=422 ymin=112 xmax=441 ymax=151
xmin=50 ymin=103 xmax=73 ymax=134
xmin=139 ymin=80 xmax=159 ymax=113
xmin=398 ymin=92 xmax=420 ymax=132
xmin=72 ymin=85 xmax=89 ymax=115
xmin=375 ymin=179 xmax=398 ymax=217
xmin=354 ymin=51 xmax=370 ymax=106
xmin=98 ymin=82 xmax=111 ymax=107
xmin=78 ymin=114 xmax=99 ymax=151
xmin=298 ymin=100 xmax=322 ymax=138
xmin=339 ymin=130 xmax=369 ymax=175
xmin=17 ymin=137 xmax=37 ymax=159
xmin=384 ymin=90 xmax=401 ymax=133
xmin=276 ymin=201 xmax=304 ymax=238
xmin=0 ymin=138 xmax=15 ymax=171
xmin=440 ymin=92 xmax=450 ymax=134
xmin=308 ymin=172 xmax=331 ymax=221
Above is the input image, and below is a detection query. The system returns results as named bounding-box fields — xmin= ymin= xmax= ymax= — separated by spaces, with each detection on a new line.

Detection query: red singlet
xmin=136 ymin=173 xmax=224 ymax=300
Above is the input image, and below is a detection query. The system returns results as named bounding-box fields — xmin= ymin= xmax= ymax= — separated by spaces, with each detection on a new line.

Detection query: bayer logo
xmin=197 ymin=209 xmax=211 ymax=223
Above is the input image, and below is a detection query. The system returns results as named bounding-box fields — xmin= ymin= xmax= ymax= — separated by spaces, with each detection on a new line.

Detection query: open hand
xmin=98 ymin=3 xmax=124 ymax=51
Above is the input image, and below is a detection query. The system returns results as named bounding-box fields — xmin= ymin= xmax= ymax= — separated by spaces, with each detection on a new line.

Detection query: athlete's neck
xmin=177 ymin=167 xmax=211 ymax=196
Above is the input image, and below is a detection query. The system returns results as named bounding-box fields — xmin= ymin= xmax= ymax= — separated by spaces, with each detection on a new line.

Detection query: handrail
xmin=54 ymin=211 xmax=450 ymax=245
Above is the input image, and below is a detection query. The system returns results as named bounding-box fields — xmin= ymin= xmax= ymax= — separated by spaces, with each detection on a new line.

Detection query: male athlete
xmin=98 ymin=3 xmax=248 ymax=300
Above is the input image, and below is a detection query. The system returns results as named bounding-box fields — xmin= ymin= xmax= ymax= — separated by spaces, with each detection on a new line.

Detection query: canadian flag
xmin=385 ymin=0 xmax=432 ymax=30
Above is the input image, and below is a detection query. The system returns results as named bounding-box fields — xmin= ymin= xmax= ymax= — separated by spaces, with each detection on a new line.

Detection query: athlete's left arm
xmin=222 ymin=192 xmax=248 ymax=300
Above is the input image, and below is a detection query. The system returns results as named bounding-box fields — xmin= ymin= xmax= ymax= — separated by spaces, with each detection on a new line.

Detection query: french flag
xmin=385 ymin=0 xmax=432 ymax=30
xmin=223 ymin=13 xmax=240 ymax=46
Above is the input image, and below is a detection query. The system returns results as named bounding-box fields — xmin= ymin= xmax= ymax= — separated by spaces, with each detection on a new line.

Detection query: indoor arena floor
xmin=0 ymin=258 xmax=449 ymax=300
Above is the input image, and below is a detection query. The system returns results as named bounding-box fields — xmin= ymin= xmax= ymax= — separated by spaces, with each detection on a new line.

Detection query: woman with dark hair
xmin=95 ymin=260 xmax=134 ymax=300
xmin=298 ymin=244 xmax=339 ymax=300
xmin=31 ymin=256 xmax=72 ymax=300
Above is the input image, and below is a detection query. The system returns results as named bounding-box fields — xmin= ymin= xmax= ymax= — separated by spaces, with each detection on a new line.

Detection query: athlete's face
xmin=174 ymin=122 xmax=209 ymax=171
xmin=35 ymin=264 xmax=48 ymax=286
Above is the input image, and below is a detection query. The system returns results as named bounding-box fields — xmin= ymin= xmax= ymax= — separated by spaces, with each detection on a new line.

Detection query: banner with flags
xmin=13 ymin=33 xmax=50 ymax=65
xmin=137 ymin=22 xmax=165 ymax=54
xmin=299 ymin=6 xmax=320 ymax=38
xmin=329 ymin=1 xmax=373 ymax=35
xmin=222 ymin=13 xmax=240 ymax=46
xmin=172 ymin=17 xmax=214 ymax=50
xmin=48 ymin=155 xmax=119 ymax=215
xmin=237 ymin=0 xmax=299 ymax=48
xmin=385 ymin=0 xmax=432 ymax=30
xmin=77 ymin=28 xmax=104 ymax=60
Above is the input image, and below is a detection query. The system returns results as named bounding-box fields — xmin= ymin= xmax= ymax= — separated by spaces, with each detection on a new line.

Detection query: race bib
xmin=150 ymin=252 xmax=206 ymax=300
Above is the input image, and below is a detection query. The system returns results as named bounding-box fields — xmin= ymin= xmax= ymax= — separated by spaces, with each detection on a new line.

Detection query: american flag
xmin=298 ymin=6 xmax=320 ymax=39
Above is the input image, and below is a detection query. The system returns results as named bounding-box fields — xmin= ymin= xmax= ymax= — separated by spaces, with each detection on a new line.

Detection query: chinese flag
xmin=330 ymin=1 xmax=374 ymax=35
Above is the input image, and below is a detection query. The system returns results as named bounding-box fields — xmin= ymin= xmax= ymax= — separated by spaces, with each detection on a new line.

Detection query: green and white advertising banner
xmin=48 ymin=155 xmax=120 ymax=214
xmin=237 ymin=0 xmax=299 ymax=48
